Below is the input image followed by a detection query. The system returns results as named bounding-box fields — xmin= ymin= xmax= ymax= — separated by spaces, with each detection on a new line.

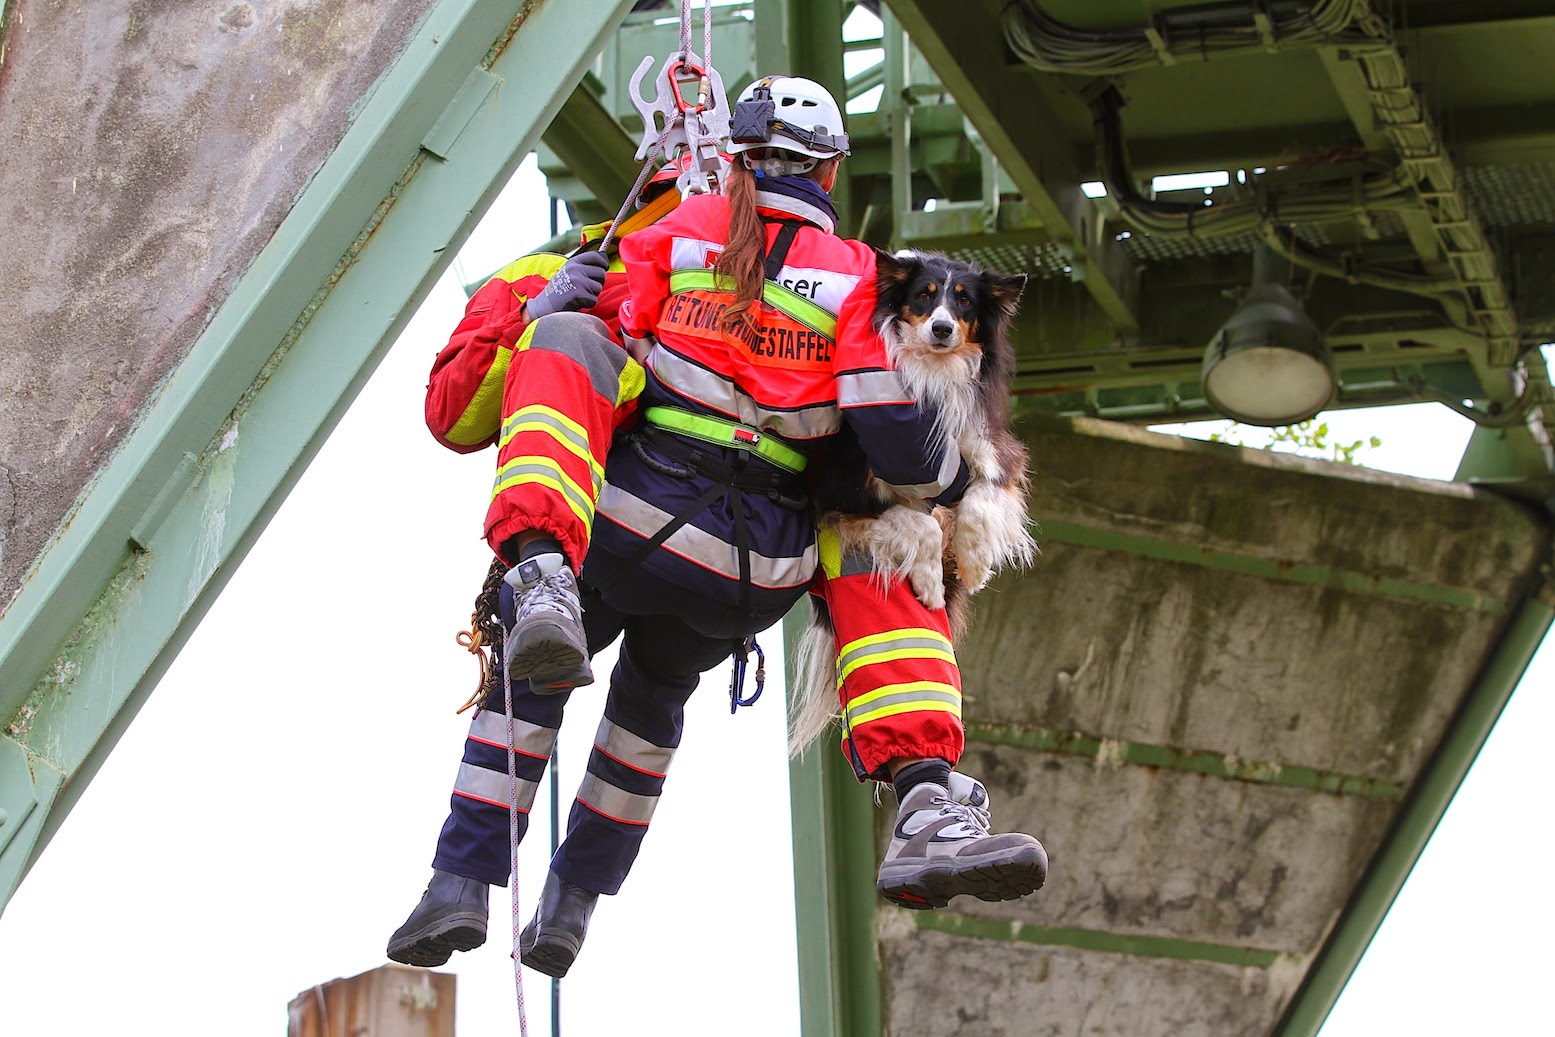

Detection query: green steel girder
xmin=1119 ymin=110 xmax=1555 ymax=176
xmin=0 ymin=0 xmax=637 ymax=911
xmin=786 ymin=607 xmax=884 ymax=1037
xmin=1274 ymin=583 xmax=1555 ymax=1037
xmin=537 ymin=75 xmax=642 ymax=226
xmin=881 ymin=0 xmax=1139 ymax=332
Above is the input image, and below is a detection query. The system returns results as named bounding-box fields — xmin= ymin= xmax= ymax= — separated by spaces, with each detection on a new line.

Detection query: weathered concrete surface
xmin=963 ymin=550 xmax=1506 ymax=780
xmin=0 ymin=0 xmax=438 ymax=612
xmin=945 ymin=747 xmax=1395 ymax=953
xmin=877 ymin=416 xmax=1551 ymax=1037
xmin=883 ymin=929 xmax=1293 ymax=1037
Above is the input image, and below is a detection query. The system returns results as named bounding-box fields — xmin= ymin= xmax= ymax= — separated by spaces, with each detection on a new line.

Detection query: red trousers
xmin=811 ymin=528 xmax=964 ymax=779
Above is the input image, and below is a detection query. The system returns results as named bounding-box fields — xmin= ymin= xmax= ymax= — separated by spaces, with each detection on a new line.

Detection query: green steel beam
xmin=1036 ymin=520 xmax=1509 ymax=613
xmin=881 ymin=0 xmax=1139 ymax=332
xmin=768 ymin=4 xmax=884 ymax=1034
xmin=914 ymin=910 xmax=1286 ymax=969
xmin=0 ymin=0 xmax=637 ymax=911
xmin=785 ymin=603 xmax=884 ymax=1037
xmin=1273 ymin=582 xmax=1555 ymax=1037
xmin=538 ymin=75 xmax=642 ymax=220
xmin=964 ymin=723 xmax=1407 ymax=801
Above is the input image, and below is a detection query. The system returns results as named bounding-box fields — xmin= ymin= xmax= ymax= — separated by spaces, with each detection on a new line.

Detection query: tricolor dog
xmin=791 ymin=250 xmax=1036 ymax=753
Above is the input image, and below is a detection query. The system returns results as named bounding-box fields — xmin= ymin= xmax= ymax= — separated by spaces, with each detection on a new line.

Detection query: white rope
xmin=505 ymin=660 xmax=529 ymax=1037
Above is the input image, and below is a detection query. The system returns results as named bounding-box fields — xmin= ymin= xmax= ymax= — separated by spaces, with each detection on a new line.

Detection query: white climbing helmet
xmin=728 ymin=75 xmax=851 ymax=175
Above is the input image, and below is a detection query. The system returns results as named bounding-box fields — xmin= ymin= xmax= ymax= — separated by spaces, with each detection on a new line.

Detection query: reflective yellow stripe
xmin=839 ymin=645 xmax=958 ymax=683
xmin=668 ymin=269 xmax=839 ymax=340
xmin=445 ymin=344 xmax=513 ymax=448
xmin=618 ymin=357 xmax=647 ymax=409
xmin=762 ymin=279 xmax=838 ymax=339
xmin=837 ymin=627 xmax=955 ymax=661
xmin=492 ymin=457 xmax=594 ymax=528
xmin=499 ymin=404 xmax=605 ymax=490
xmin=642 ymin=406 xmax=807 ymax=473
xmin=492 ymin=253 xmax=567 ymax=288
xmin=817 ymin=525 xmax=842 ymax=579
xmin=845 ymin=679 xmax=960 ymax=713
xmin=849 ymin=698 xmax=963 ymax=728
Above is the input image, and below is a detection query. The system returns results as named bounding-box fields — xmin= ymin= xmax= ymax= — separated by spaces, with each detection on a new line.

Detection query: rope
xmin=598 ymin=125 xmax=672 ymax=255
xmin=599 ymin=0 xmax=715 ymax=254
xmin=505 ymin=656 xmax=530 ymax=1036
xmin=455 ymin=558 xmax=509 ymax=714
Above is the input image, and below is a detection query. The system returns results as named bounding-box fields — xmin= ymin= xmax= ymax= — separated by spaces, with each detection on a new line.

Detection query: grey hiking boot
xmin=518 ymin=870 xmax=599 ymax=978
xmin=877 ymin=771 xmax=1047 ymax=910
xmin=386 ymin=869 xmax=490 ymax=967
xmin=503 ymin=552 xmax=592 ymax=694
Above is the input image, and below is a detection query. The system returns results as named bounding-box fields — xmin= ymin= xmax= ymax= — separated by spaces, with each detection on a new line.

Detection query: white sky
xmin=1 ymin=156 xmax=1551 ymax=1036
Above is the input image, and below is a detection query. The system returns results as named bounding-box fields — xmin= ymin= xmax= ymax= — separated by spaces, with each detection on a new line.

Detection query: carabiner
xmin=728 ymin=636 xmax=765 ymax=713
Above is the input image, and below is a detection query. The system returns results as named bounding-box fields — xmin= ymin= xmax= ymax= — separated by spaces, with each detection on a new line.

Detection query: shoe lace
xmin=932 ymin=795 xmax=991 ymax=834
xmin=519 ymin=572 xmax=577 ymax=616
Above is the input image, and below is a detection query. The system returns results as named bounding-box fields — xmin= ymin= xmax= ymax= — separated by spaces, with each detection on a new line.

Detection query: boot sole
xmin=506 ymin=620 xmax=592 ymax=695
xmin=386 ymin=913 xmax=487 ymax=967
xmin=877 ymin=843 xmax=1048 ymax=910
xmin=519 ymin=927 xmax=582 ymax=978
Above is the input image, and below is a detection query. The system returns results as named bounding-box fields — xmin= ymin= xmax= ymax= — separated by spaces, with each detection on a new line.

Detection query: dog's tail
xmin=788 ymin=602 xmax=842 ymax=759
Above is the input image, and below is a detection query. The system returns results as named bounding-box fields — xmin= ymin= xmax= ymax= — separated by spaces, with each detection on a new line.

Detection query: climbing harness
xmin=600 ymin=0 xmax=730 ymax=253
xmin=729 ymin=635 xmax=766 ymax=713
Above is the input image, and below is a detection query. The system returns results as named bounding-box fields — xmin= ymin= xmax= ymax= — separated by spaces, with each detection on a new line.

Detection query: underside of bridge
xmin=1 ymin=2 xmax=1552 ymax=1036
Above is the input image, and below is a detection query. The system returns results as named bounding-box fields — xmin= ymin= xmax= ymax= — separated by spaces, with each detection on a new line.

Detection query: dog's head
xmin=874 ymin=250 xmax=1027 ymax=365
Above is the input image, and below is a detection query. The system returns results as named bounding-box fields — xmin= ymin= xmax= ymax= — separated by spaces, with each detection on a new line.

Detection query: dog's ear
xmin=983 ymin=270 xmax=1028 ymax=314
xmin=875 ymin=248 xmax=917 ymax=286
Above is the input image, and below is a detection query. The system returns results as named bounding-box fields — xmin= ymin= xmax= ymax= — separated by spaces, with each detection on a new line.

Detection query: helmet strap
xmin=743 ymin=152 xmax=818 ymax=177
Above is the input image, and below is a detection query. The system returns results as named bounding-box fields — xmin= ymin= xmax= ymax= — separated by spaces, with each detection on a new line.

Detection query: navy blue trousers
xmin=431 ymin=564 xmax=794 ymax=895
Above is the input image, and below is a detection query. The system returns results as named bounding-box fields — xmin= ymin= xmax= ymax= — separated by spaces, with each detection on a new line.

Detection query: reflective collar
xmin=754 ymin=175 xmax=838 ymax=234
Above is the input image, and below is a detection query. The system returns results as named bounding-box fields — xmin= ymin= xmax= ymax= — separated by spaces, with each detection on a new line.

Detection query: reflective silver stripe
xmin=594 ymin=717 xmax=676 ymax=777
xmin=491 ymin=459 xmax=596 ymax=521
xmin=576 ymin=772 xmax=659 ymax=826
xmin=884 ymin=439 xmax=963 ymax=500
xmin=649 ymin=345 xmax=841 ymax=440
xmin=837 ymin=635 xmax=956 ymax=677
xmin=454 ymin=761 xmax=540 ymax=811
xmin=501 ymin=408 xmax=588 ymax=460
xmin=469 ymin=711 xmax=558 ymax=760
xmin=844 ymin=688 xmax=963 ymax=727
xmin=837 ymin=369 xmax=912 ymax=408
xmin=597 ymin=483 xmax=817 ymax=589
xmin=526 ymin=311 xmax=630 ymax=401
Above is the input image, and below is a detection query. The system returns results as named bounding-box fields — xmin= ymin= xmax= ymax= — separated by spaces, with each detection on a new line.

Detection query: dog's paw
xmin=953 ymin=530 xmax=995 ymax=593
xmin=907 ymin=555 xmax=947 ymax=610
xmin=953 ymin=484 xmax=1035 ymax=591
xmin=866 ymin=506 xmax=946 ymax=607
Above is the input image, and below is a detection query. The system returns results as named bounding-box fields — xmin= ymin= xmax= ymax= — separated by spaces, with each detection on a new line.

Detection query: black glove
xmin=525 ymin=251 xmax=611 ymax=320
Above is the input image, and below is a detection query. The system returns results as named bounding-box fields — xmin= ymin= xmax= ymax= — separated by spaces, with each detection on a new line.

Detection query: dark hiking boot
xmin=518 ymin=870 xmax=599 ymax=978
xmin=386 ymin=869 xmax=489 ymax=967
xmin=877 ymin=772 xmax=1047 ymax=910
xmin=503 ymin=553 xmax=593 ymax=693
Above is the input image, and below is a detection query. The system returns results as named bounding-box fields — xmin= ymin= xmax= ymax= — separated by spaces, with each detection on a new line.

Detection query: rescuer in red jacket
xmin=389 ymin=78 xmax=1045 ymax=980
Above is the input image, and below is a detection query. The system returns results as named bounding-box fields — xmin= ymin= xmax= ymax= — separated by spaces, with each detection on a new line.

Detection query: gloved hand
xmin=524 ymin=251 xmax=611 ymax=320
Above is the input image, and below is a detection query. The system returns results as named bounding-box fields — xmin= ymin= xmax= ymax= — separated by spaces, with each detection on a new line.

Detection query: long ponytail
xmin=715 ymin=156 xmax=844 ymax=332
xmin=715 ymin=160 xmax=766 ymax=330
